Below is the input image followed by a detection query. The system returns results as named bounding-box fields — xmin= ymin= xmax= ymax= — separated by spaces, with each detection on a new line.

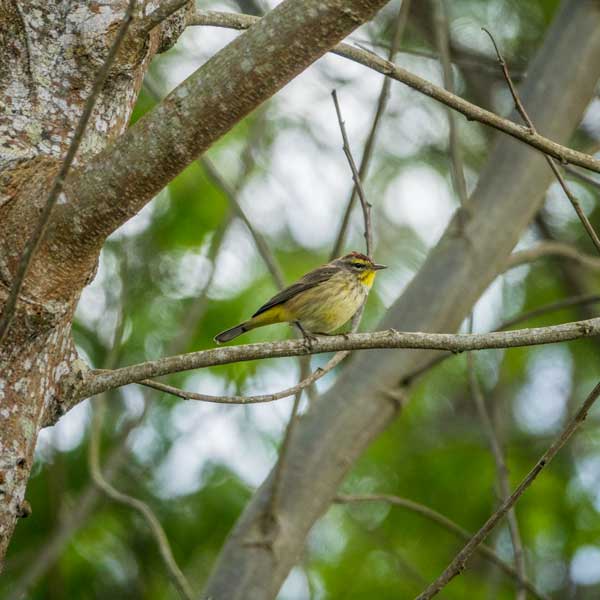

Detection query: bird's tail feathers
xmin=214 ymin=322 xmax=249 ymax=344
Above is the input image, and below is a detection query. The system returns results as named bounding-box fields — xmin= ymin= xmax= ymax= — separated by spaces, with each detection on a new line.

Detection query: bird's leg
xmin=295 ymin=321 xmax=318 ymax=351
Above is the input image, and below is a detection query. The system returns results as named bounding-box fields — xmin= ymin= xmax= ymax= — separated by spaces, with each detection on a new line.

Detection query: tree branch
xmin=467 ymin=350 xmax=527 ymax=599
xmin=482 ymin=27 xmax=600 ymax=255
xmin=331 ymin=90 xmax=373 ymax=257
xmin=506 ymin=241 xmax=600 ymax=271
xmin=330 ymin=0 xmax=411 ymax=258
xmin=334 ymin=494 xmax=548 ymax=600
xmin=415 ymin=379 xmax=600 ymax=599
xmin=52 ymin=0 xmax=390 ymax=281
xmin=89 ymin=400 xmax=193 ymax=600
xmin=0 ymin=0 xmax=136 ymax=346
xmin=190 ymin=10 xmax=600 ymax=174
xmin=77 ymin=317 xmax=600 ymax=400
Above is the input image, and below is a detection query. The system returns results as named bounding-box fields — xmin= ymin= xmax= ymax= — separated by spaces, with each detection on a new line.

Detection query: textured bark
xmin=203 ymin=1 xmax=600 ymax=599
xmin=0 ymin=0 xmax=390 ymax=568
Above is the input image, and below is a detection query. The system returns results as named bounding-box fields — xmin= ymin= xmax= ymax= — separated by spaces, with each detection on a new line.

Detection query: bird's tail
xmin=214 ymin=322 xmax=249 ymax=344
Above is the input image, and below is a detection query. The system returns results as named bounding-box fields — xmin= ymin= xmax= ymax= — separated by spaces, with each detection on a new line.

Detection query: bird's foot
xmin=295 ymin=322 xmax=319 ymax=352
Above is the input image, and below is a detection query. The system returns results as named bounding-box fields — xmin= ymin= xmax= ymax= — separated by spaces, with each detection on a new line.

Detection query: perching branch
xmin=190 ymin=10 xmax=600 ymax=174
xmin=415 ymin=379 xmax=600 ymax=600
xmin=334 ymin=494 xmax=548 ymax=600
xmin=77 ymin=317 xmax=600 ymax=401
xmin=0 ymin=0 xmax=136 ymax=346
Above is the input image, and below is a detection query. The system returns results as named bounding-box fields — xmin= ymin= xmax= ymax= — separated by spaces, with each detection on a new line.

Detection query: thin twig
xmin=201 ymin=156 xmax=285 ymax=289
xmin=415 ymin=379 xmax=600 ymax=599
xmin=89 ymin=253 xmax=194 ymax=600
xmin=564 ymin=165 xmax=600 ymax=191
xmin=80 ymin=317 xmax=600 ymax=400
xmin=483 ymin=27 xmax=600 ymax=255
xmin=467 ymin=339 xmax=526 ymax=600
xmin=89 ymin=401 xmax=193 ymax=600
xmin=331 ymin=90 xmax=373 ymax=258
xmin=0 ymin=0 xmax=137 ymax=346
xmin=139 ymin=351 xmax=348 ymax=404
xmin=334 ymin=494 xmax=548 ymax=600
xmin=189 ymin=10 xmax=600 ymax=174
xmin=433 ymin=0 xmax=468 ymax=209
xmin=506 ymin=241 xmax=600 ymax=271
xmin=330 ymin=0 xmax=411 ymax=258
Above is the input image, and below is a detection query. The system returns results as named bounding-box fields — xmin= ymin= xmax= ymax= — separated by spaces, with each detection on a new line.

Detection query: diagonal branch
xmin=415 ymin=379 xmax=600 ymax=599
xmin=190 ymin=10 xmax=600 ymax=174
xmin=76 ymin=317 xmax=600 ymax=400
xmin=51 ymin=0 xmax=391 ymax=283
xmin=482 ymin=27 xmax=600 ymax=255
xmin=0 ymin=0 xmax=136 ymax=346
xmin=334 ymin=494 xmax=548 ymax=600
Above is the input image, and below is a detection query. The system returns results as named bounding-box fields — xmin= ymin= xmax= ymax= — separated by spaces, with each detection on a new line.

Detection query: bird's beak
xmin=373 ymin=263 xmax=387 ymax=270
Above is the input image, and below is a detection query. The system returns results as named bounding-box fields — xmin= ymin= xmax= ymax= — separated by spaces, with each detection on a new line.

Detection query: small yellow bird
xmin=214 ymin=251 xmax=386 ymax=343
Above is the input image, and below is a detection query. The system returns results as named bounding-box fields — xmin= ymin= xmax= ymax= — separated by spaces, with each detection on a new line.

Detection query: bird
xmin=214 ymin=251 xmax=387 ymax=343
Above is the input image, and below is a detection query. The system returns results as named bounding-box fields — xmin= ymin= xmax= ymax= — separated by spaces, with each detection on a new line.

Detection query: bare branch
xmin=506 ymin=241 xmax=600 ymax=271
xmin=89 ymin=401 xmax=193 ymax=600
xmin=564 ymin=165 xmax=600 ymax=190
xmin=482 ymin=27 xmax=600 ymax=255
xmin=334 ymin=494 xmax=548 ymax=600
xmin=467 ymin=348 xmax=527 ymax=599
xmin=78 ymin=318 xmax=600 ymax=400
xmin=331 ymin=90 xmax=373 ymax=257
xmin=403 ymin=293 xmax=600 ymax=387
xmin=0 ymin=0 xmax=136 ymax=346
xmin=416 ymin=379 xmax=600 ymax=599
xmin=330 ymin=0 xmax=411 ymax=258
xmin=190 ymin=10 xmax=600 ymax=174
xmin=201 ymin=157 xmax=285 ymax=289
xmin=433 ymin=0 xmax=468 ymax=209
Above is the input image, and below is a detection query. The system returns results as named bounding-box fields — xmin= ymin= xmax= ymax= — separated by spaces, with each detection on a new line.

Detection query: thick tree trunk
xmin=203 ymin=1 xmax=600 ymax=598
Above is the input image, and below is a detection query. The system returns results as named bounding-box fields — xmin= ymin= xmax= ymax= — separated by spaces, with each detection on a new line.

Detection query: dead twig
xmin=330 ymin=0 xmax=410 ymax=258
xmin=331 ymin=90 xmax=373 ymax=258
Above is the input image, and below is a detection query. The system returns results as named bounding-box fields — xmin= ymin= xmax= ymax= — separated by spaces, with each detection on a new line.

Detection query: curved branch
xmin=189 ymin=10 xmax=600 ymax=174
xmin=77 ymin=317 xmax=600 ymax=400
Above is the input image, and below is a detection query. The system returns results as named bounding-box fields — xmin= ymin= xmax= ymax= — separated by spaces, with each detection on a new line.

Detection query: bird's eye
xmin=351 ymin=262 xmax=365 ymax=269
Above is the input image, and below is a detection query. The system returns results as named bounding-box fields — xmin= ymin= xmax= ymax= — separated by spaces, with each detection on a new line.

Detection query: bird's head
xmin=335 ymin=251 xmax=387 ymax=288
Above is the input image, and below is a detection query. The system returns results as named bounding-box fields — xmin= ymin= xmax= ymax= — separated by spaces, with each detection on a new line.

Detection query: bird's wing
xmin=252 ymin=266 xmax=338 ymax=318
